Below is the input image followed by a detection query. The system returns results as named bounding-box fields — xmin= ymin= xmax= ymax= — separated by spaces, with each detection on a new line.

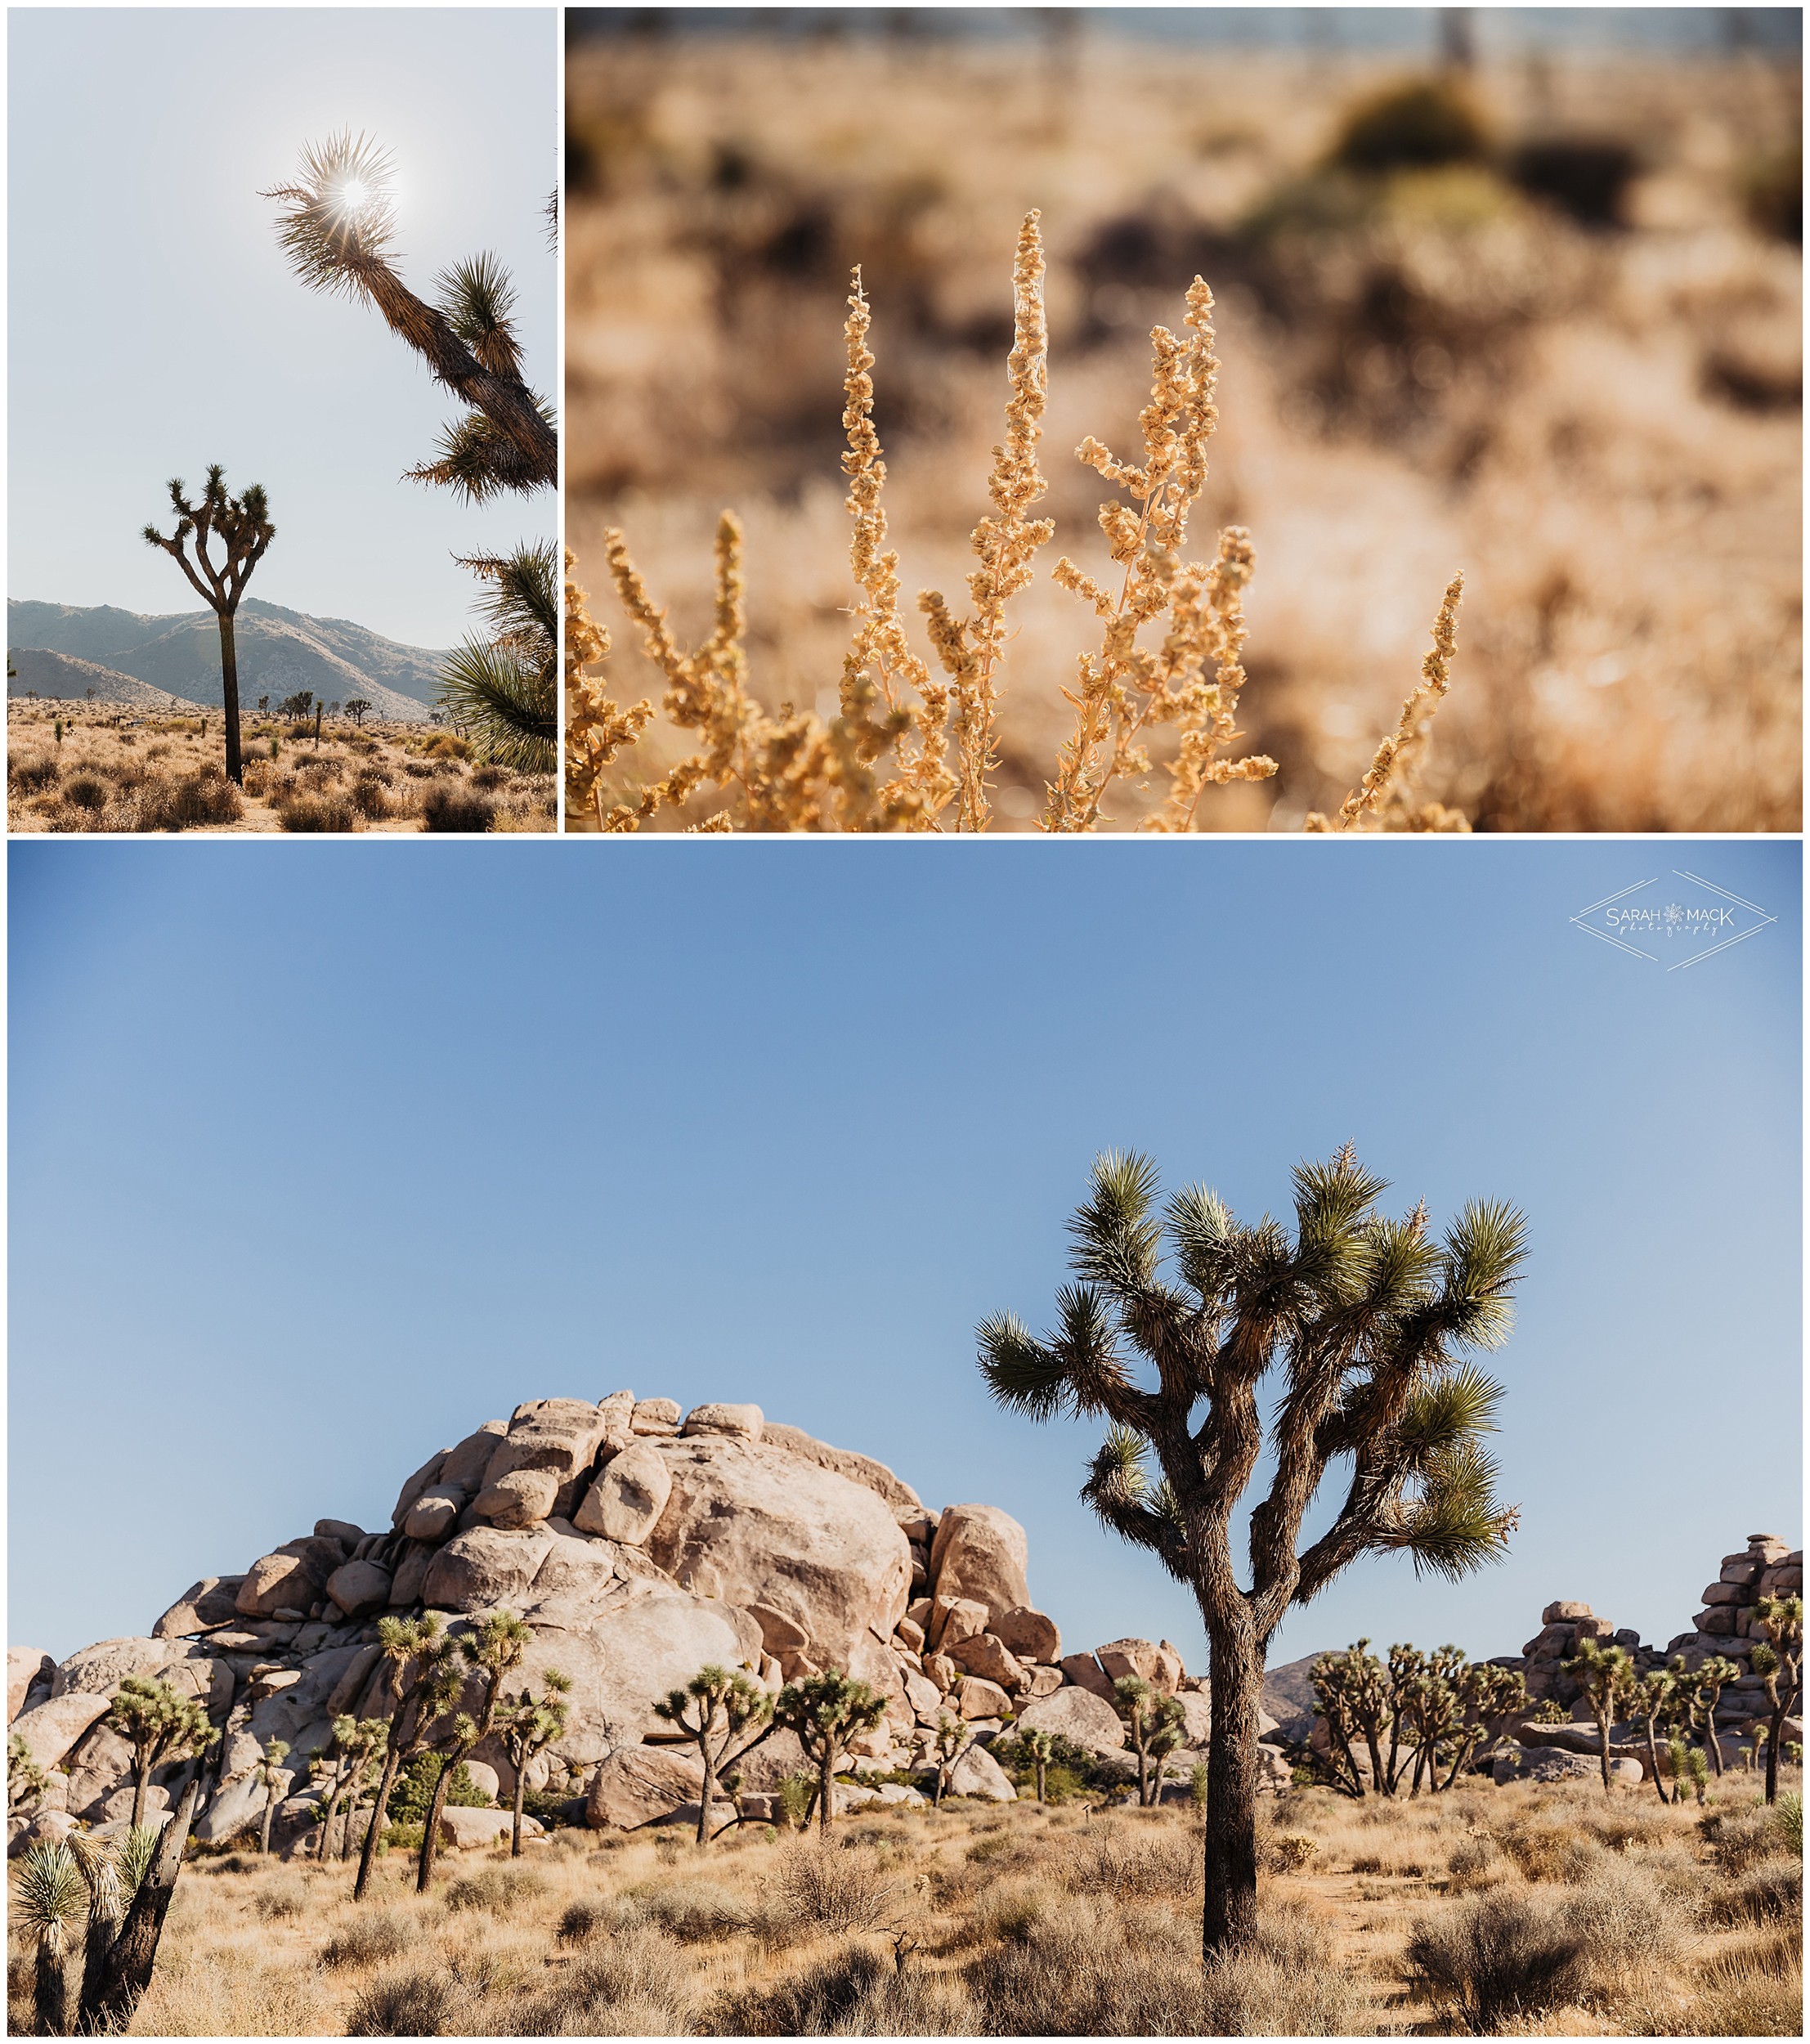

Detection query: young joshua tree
xmin=773 ymin=1670 xmax=889 ymax=1834
xmin=655 ymin=1664 xmax=776 ymax=1845
xmin=416 ymin=1609 xmax=532 ymax=1893
xmin=142 ymin=466 xmax=275 ymax=786
xmin=1021 ymin=1726 xmax=1055 ymax=1804
xmin=354 ymin=1612 xmax=459 ymax=1903
xmin=105 ymin=1675 xmax=212 ymax=1830
xmin=1561 ymin=1638 xmax=1635 ymax=1795
xmin=1113 ymin=1674 xmax=1187 ymax=1807
xmin=1629 ymin=1666 xmax=1684 ymax=1807
xmin=1678 ymin=1652 xmax=1743 ymax=1777
xmin=255 ymin=1737 xmax=292 ymax=1855
xmin=496 ymin=1669 xmax=571 ymax=1858
xmin=16 ymin=1840 xmax=86 ymax=2035
xmin=978 ymin=1145 xmax=1527 ymax=1956
xmin=1750 ymin=1594 xmax=1803 ymax=1804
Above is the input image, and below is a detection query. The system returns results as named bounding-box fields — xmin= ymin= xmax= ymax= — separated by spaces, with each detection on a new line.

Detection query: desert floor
xmin=6 ymin=704 xmax=554 ymax=836
xmin=13 ymin=1767 xmax=1799 ymax=2036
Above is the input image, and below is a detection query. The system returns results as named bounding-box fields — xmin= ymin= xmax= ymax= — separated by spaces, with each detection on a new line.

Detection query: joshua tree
xmin=313 ymin=1716 xmax=387 ymax=1860
xmin=16 ymin=1840 xmax=86 ymax=2034
xmin=1312 ymin=1641 xmax=1389 ymax=1798
xmin=9 ymin=1730 xmax=49 ymax=1816
xmin=1750 ymin=1594 xmax=1803 ymax=1805
xmin=1629 ymin=1667 xmax=1684 ymax=1807
xmin=264 ymin=133 xmax=555 ymax=494
xmin=496 ymin=1669 xmax=571 ymax=1858
xmin=141 ymin=466 xmax=274 ymax=785
xmin=1437 ymin=1660 xmax=1527 ymax=1789
xmin=354 ymin=1612 xmax=459 ymax=1902
xmin=1113 ymin=1675 xmax=1187 ymax=1807
xmin=1561 ymin=1638 xmax=1635 ymax=1795
xmin=654 ymin=1663 xmax=776 ymax=1845
xmin=929 ymin=1713 xmax=974 ymax=1809
xmin=1021 ymin=1726 xmax=1055 ymax=1804
xmin=773 ymin=1669 xmax=889 ymax=1834
xmin=252 ymin=1737 xmax=292 ymax=1854
xmin=84 ymin=1781 xmax=202 ymax=2034
xmin=437 ymin=542 xmax=558 ymax=770
xmin=344 ymin=697 xmax=371 ymax=728
xmin=416 ymin=1610 xmax=532 ymax=1893
xmin=105 ymin=1675 xmax=211 ymax=1829
xmin=1680 ymin=1653 xmax=1743 ymax=1778
xmin=979 ymin=1146 xmax=1527 ymax=1953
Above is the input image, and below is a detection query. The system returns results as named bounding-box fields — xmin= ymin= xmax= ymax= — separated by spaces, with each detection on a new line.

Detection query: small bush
xmin=1705 ymin=1856 xmax=1803 ymax=1927
xmin=1706 ymin=1802 xmax=1786 ymax=1874
xmin=346 ymin=1965 xmax=462 ymax=2036
xmin=350 ymin=770 xmax=392 ymax=818
xmin=253 ymin=1877 xmax=312 ymax=1921
xmin=276 ymin=789 xmax=355 ymax=832
xmin=444 ymin=1866 xmax=546 ymax=1916
xmin=469 ymin=764 xmax=509 ymax=791
xmin=629 ymin=1876 xmax=754 ymax=1943
xmin=9 ymin=756 xmax=59 ymax=794
xmin=421 ymin=783 xmax=496 ymax=832
xmin=1267 ymin=1831 xmax=1319 ymax=1873
xmin=1072 ymin=1826 xmax=1201 ymax=1898
xmin=1331 ymin=78 xmax=1489 ymax=176
xmin=709 ymin=1939 xmax=978 ymax=2037
xmin=1201 ymin=1901 xmax=1360 ymax=2036
xmin=419 ymin=731 xmax=469 ymax=760
xmin=61 ymin=772 xmax=109 ymax=811
xmin=1405 ymin=1889 xmax=1586 ymax=2033
xmin=319 ymin=1911 xmax=411 ymax=1969
xmin=1447 ymin=1831 xmax=1506 ymax=1891
xmin=1558 ymin=1861 xmax=1679 ymax=1985
xmin=480 ymin=1924 xmax=694 ymax=2037
xmin=771 ymin=1841 xmax=905 ymax=1934
xmin=962 ymin=1897 xmax=1204 ymax=2034
xmin=138 ymin=766 xmax=244 ymax=829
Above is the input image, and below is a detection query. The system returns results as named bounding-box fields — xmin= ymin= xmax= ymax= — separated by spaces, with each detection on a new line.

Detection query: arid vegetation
xmin=567 ymin=25 xmax=1801 ymax=831
xmin=8 ymin=1770 xmax=1800 ymax=2036
xmin=6 ymin=701 xmax=553 ymax=835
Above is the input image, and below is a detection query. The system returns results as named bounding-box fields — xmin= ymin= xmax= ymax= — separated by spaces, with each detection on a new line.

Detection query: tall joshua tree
xmin=416 ymin=1609 xmax=532 ymax=1893
xmin=655 ymin=1664 xmax=776 ymax=1845
xmin=978 ymin=1145 xmax=1527 ymax=1955
xmin=142 ymin=467 xmax=275 ymax=786
xmin=1112 ymin=1674 xmax=1186 ymax=1807
xmin=496 ymin=1670 xmax=571 ymax=1858
xmin=105 ymin=1676 xmax=211 ymax=1830
xmin=1750 ymin=1594 xmax=1803 ymax=1805
xmin=1561 ymin=1638 xmax=1635 ymax=1795
xmin=354 ymin=1613 xmax=459 ymax=1903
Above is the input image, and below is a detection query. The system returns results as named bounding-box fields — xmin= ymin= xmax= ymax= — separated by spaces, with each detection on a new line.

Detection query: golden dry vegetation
xmin=566 ymin=29 xmax=1802 ymax=832
xmin=5 ymin=702 xmax=554 ymax=836
xmin=12 ymin=1769 xmax=1800 ymax=2036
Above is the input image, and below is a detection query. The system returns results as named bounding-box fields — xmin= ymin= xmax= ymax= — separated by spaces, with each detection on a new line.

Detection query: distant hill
xmin=1261 ymin=1654 xmax=1323 ymax=1738
xmin=7 ymin=598 xmax=448 ymax=724
xmin=7 ymin=648 xmax=197 ymax=711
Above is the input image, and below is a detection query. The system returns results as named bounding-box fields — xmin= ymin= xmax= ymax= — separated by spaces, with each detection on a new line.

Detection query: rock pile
xmin=9 ymin=1392 xmax=1266 ymax=1858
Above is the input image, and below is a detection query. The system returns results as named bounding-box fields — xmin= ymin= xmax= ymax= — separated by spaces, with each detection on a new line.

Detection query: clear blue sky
xmin=9 ymin=840 xmax=1800 ymax=1670
xmin=7 ymin=8 xmax=555 ymax=650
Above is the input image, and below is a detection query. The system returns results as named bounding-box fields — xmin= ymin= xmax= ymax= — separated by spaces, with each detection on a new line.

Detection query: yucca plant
xmin=437 ymin=542 xmax=558 ymax=771
xmin=9 ymin=1728 xmax=48 ymax=1815
xmin=1750 ymin=1594 xmax=1803 ymax=1805
xmin=1629 ymin=1666 xmax=1685 ymax=1806
xmin=142 ymin=466 xmax=274 ymax=787
xmin=354 ymin=1613 xmax=459 ymax=1903
xmin=105 ymin=1674 xmax=211 ymax=1829
xmin=655 ymin=1663 xmax=776 ymax=1845
xmin=84 ymin=1782 xmax=201 ymax=2033
xmin=929 ymin=1712 xmax=973 ymax=1809
xmin=1021 ymin=1726 xmax=1055 ymax=1804
xmin=16 ymin=1840 xmax=86 ymax=2034
xmin=256 ymin=1737 xmax=292 ymax=1855
xmin=1678 ymin=1652 xmax=1743 ymax=1779
xmin=773 ymin=1670 xmax=889 ymax=1833
xmin=978 ymin=1143 xmax=1527 ymax=1956
xmin=1560 ymin=1638 xmax=1636 ymax=1796
xmin=1112 ymin=1675 xmax=1187 ymax=1808
xmin=415 ymin=1609 xmax=533 ymax=1894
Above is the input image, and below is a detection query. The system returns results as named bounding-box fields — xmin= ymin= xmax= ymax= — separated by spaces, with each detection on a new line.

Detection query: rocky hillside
xmin=8 ymin=599 xmax=444 ymax=723
xmin=6 ymin=648 xmax=194 ymax=711
xmin=8 ymin=1394 xmax=1284 ymax=1858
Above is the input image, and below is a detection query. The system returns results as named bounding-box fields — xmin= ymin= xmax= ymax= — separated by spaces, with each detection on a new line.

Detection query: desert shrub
xmin=1446 ymin=1831 xmax=1507 ymax=1891
xmin=381 ymin=1821 xmax=424 ymax=1854
xmin=60 ymin=772 xmax=109 ymax=811
xmin=1266 ymin=1831 xmax=1319 ymax=1873
xmin=319 ymin=1910 xmax=412 ymax=1969
xmin=1494 ymin=1815 xmax=1605 ymax=1885
xmin=1330 ymin=77 xmax=1489 ymax=176
xmin=419 ymin=731 xmax=470 ymax=760
xmin=1705 ymin=1856 xmax=1802 ymax=1927
xmin=963 ymin=1896 xmax=1204 ymax=2034
xmin=349 ymin=768 xmax=393 ymax=817
xmin=770 ymin=1842 xmax=905 ymax=1934
xmin=1557 ymin=1862 xmax=1679 ymax=1985
xmin=1071 ymin=1825 xmax=1201 ymax=1898
xmin=1705 ymin=1802 xmax=1786 ymax=1874
xmin=276 ymin=788 xmax=355 ymax=832
xmin=1200 ymin=1900 xmax=1360 ymax=2036
xmin=401 ymin=759 xmax=438 ymax=778
xmin=628 ymin=1876 xmax=755 ymax=1943
xmin=469 ymin=763 xmax=509 ymax=791
xmin=137 ymin=766 xmax=244 ymax=829
xmin=1578 ymin=1804 xmax=1672 ymax=1854
xmin=388 ymin=1754 xmax=492 ymax=1826
xmin=421 ymin=783 xmax=496 ymax=832
xmin=253 ymin=1876 xmax=312 ymax=1920
xmin=9 ymin=756 xmax=59 ymax=793
xmin=479 ymin=1925 xmax=694 ymax=2037
xmin=1404 ymin=1889 xmax=1586 ymax=2033
xmin=558 ymin=1897 xmax=629 ymax=1944
xmin=444 ymin=1866 xmax=546 ymax=1916
xmin=347 ymin=1964 xmax=464 ymax=2036
xmin=707 ymin=1939 xmax=978 ymax=2037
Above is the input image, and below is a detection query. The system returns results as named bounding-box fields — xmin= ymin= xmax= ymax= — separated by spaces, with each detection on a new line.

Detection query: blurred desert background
xmin=565 ymin=7 xmax=1801 ymax=832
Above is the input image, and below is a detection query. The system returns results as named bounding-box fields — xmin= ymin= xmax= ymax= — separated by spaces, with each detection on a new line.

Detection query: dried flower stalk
xmin=921 ymin=211 xmax=1055 ymax=832
xmin=1305 ymin=575 xmax=1469 ymax=833
xmin=1045 ymin=278 xmax=1276 ymax=831
xmin=563 ymin=548 xmax=654 ymax=831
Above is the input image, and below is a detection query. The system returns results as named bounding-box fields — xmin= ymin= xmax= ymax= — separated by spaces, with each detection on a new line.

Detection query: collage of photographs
xmin=4 ymin=4 xmax=1803 ymax=2039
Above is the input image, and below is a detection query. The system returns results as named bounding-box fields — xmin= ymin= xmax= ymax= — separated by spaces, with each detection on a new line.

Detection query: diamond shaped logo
xmin=1571 ymin=870 xmax=1776 ymax=970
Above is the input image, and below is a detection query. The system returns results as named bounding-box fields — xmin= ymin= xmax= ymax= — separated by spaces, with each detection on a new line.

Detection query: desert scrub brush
xmin=571 ymin=213 xmax=1469 ymax=834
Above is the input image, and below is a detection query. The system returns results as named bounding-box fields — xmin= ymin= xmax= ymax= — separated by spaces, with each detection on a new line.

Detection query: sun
xmin=340 ymin=179 xmax=368 ymax=213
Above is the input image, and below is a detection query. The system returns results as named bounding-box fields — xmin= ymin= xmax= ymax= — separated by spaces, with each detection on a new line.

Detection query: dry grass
xmin=5 ymin=702 xmax=554 ymax=834
xmin=8 ymin=1764 xmax=1797 ymax=2036
xmin=567 ymin=30 xmax=1800 ymax=832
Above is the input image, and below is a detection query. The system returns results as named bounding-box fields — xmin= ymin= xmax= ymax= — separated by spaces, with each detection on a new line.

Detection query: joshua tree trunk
xmin=355 ymin=1742 xmax=403 ymax=1902
xmin=1642 ymin=1721 xmax=1668 ymax=1806
xmin=1202 ymin=1620 xmax=1264 ymax=1957
xmin=217 ymin=614 xmax=243 ymax=786
xmin=1034 ymin=1757 xmax=1046 ymax=1804
xmin=89 ymin=1780 xmax=199 ymax=2033
xmin=817 ymin=1755 xmax=836 ymax=1835
xmin=129 ymin=1759 xmax=150 ymax=1831
xmin=511 ymin=1768 xmax=528 ymax=1858
xmin=416 ymin=1746 xmax=466 ymax=1892
xmin=36 ymin=1938 xmax=80 ymax=2037
xmin=697 ymin=1750 xmax=717 ymax=1847
xmin=259 ymin=1784 xmax=279 ymax=1855
xmin=1765 ymin=1707 xmax=1785 ymax=1804
xmin=1133 ymin=1736 xmax=1149 ymax=1809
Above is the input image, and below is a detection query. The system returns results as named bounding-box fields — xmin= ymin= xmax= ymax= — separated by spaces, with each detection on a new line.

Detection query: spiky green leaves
xmin=1081 ymin=1429 xmax=1192 ymax=1583
xmin=436 ymin=253 xmax=523 ymax=379
xmin=437 ymin=543 xmax=558 ymax=772
xmin=16 ymin=1841 xmax=87 ymax=1950
xmin=263 ymin=131 xmax=399 ymax=302
xmin=1067 ymin=1150 xmax=1165 ymax=1294
xmin=1438 ymin=1200 xmax=1530 ymax=1350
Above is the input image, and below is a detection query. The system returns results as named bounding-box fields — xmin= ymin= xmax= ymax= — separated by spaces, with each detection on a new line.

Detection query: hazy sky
xmin=8 ymin=9 xmax=556 ymax=650
xmin=10 ymin=840 xmax=1800 ymax=1668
